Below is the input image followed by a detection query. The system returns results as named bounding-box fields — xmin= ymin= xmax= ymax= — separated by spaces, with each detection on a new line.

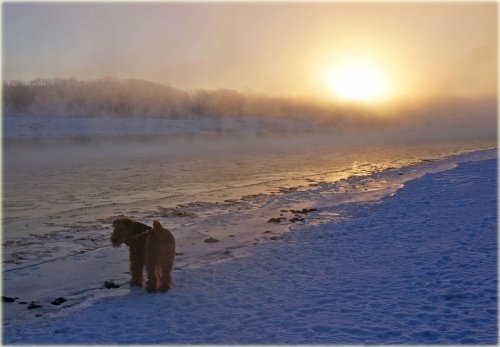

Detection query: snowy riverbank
xmin=2 ymin=150 xmax=497 ymax=344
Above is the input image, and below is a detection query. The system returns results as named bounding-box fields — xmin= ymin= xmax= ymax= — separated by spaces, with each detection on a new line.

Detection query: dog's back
xmin=152 ymin=220 xmax=176 ymax=250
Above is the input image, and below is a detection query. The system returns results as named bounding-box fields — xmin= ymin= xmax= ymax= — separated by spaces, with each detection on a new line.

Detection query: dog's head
xmin=110 ymin=217 xmax=134 ymax=247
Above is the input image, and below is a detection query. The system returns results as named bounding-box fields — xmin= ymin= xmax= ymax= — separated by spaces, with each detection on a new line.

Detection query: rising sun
xmin=324 ymin=58 xmax=392 ymax=103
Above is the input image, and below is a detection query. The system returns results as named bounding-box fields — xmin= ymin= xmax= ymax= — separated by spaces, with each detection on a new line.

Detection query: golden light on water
xmin=323 ymin=58 xmax=393 ymax=103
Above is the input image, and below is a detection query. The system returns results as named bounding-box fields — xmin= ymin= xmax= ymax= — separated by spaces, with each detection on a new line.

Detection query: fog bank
xmin=3 ymin=77 xmax=497 ymax=143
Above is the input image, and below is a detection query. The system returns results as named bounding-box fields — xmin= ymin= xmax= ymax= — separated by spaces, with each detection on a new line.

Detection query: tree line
xmin=3 ymin=77 xmax=349 ymax=121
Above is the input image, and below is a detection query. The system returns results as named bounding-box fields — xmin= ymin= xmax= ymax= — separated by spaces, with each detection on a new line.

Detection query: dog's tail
xmin=152 ymin=220 xmax=163 ymax=231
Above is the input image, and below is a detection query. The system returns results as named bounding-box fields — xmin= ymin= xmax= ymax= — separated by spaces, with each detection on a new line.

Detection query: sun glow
xmin=324 ymin=58 xmax=392 ymax=103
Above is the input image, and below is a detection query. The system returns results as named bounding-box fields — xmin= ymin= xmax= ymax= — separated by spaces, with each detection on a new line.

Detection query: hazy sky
xmin=3 ymin=2 xmax=497 ymax=102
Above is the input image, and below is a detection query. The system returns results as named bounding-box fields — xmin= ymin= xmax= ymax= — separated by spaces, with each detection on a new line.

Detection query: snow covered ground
xmin=2 ymin=149 xmax=497 ymax=344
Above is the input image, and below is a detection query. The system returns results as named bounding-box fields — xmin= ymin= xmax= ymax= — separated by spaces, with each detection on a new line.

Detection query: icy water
xmin=2 ymin=133 xmax=494 ymax=266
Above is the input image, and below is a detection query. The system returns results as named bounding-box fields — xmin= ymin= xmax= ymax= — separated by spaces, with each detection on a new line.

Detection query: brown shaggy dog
xmin=111 ymin=218 xmax=176 ymax=292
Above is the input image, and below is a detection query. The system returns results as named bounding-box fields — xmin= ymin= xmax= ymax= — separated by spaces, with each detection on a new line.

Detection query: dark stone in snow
xmin=27 ymin=302 xmax=42 ymax=310
xmin=290 ymin=208 xmax=318 ymax=215
xmin=104 ymin=281 xmax=120 ymax=289
xmin=2 ymin=296 xmax=17 ymax=303
xmin=51 ymin=297 xmax=67 ymax=305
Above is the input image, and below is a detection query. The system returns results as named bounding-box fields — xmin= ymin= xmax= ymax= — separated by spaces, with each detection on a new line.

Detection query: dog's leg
xmin=145 ymin=259 xmax=157 ymax=292
xmin=158 ymin=252 xmax=174 ymax=291
xmin=155 ymin=264 xmax=163 ymax=291
xmin=129 ymin=246 xmax=144 ymax=286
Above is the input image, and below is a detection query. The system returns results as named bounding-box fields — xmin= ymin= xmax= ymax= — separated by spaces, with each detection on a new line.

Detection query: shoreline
xmin=3 ymin=147 xmax=495 ymax=268
xmin=2 ymin=148 xmax=497 ymax=329
xmin=3 ymin=148 xmax=497 ymax=344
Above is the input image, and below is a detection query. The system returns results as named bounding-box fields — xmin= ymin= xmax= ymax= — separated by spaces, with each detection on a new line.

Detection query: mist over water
xmin=3 ymin=128 xmax=495 ymax=236
xmin=2 ymin=78 xmax=497 ymax=265
xmin=3 ymin=77 xmax=497 ymax=142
